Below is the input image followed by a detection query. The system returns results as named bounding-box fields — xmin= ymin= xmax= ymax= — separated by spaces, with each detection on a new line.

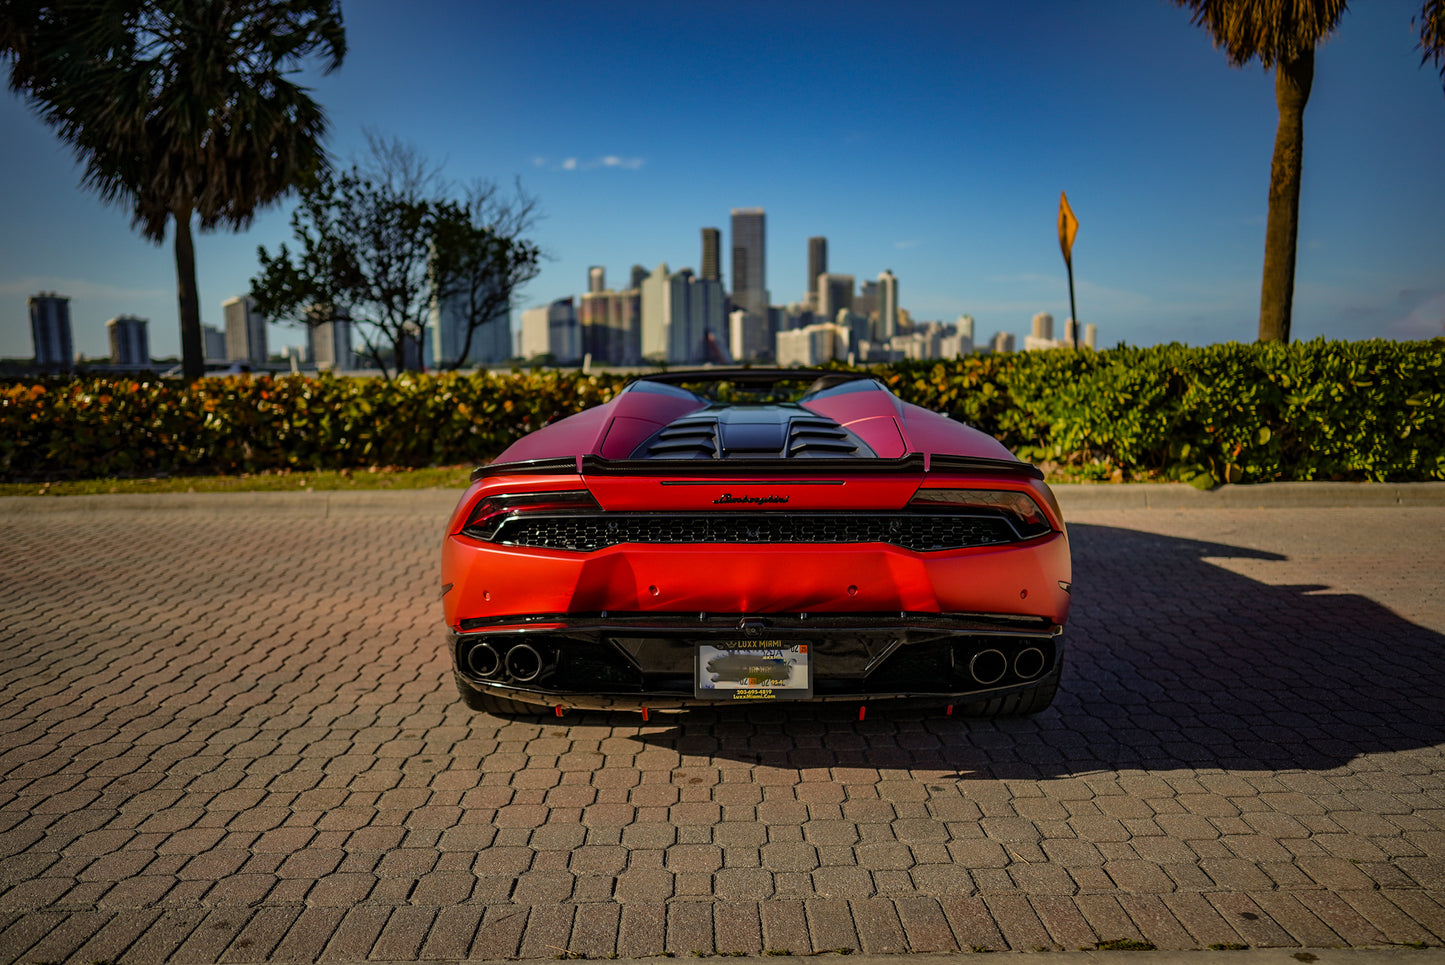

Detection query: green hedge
xmin=3 ymin=339 xmax=1442 ymax=486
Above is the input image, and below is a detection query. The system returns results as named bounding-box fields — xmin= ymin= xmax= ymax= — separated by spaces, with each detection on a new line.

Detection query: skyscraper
xmin=28 ymin=292 xmax=72 ymax=368
xmin=878 ymin=270 xmax=899 ymax=341
xmin=701 ymin=228 xmax=721 ymax=282
xmin=223 ymin=295 xmax=268 ymax=364
xmin=730 ymin=208 xmax=768 ymax=320
xmin=807 ymin=236 xmax=827 ymax=307
xmin=641 ymin=263 xmax=725 ymax=364
xmin=588 ymin=266 xmax=606 ymax=294
xmin=816 ymin=274 xmax=855 ymax=322
xmin=521 ymin=297 xmax=579 ymax=362
xmin=429 ymin=286 xmax=513 ymax=367
xmin=106 ymin=316 xmax=149 ymax=365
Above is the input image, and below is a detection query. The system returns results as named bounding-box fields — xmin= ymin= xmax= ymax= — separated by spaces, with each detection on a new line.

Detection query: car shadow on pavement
xmin=624 ymin=523 xmax=1445 ymax=778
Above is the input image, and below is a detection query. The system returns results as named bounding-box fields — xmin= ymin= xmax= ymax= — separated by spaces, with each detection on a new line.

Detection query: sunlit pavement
xmin=1 ymin=487 xmax=1443 ymax=964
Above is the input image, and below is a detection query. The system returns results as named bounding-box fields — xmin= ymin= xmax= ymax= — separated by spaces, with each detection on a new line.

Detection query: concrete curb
xmin=1 ymin=481 xmax=1443 ymax=516
xmin=1052 ymin=481 xmax=1445 ymax=512
xmin=218 ymin=948 xmax=1445 ymax=965
xmin=0 ymin=488 xmax=463 ymax=516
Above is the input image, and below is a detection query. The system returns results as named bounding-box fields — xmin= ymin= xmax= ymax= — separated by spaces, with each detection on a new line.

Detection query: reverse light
xmin=461 ymin=490 xmax=601 ymax=541
xmin=908 ymin=488 xmax=1053 ymax=540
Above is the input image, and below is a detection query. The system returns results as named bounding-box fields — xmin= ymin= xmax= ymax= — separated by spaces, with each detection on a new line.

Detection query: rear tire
xmin=454 ymin=674 xmax=551 ymax=718
xmin=954 ymin=664 xmax=1061 ymax=718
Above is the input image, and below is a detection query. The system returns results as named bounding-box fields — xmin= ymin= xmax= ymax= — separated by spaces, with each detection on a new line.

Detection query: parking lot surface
xmin=1 ymin=492 xmax=1443 ymax=963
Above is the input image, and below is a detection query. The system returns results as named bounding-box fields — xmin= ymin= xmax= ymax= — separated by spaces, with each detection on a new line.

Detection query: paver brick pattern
xmin=2 ymin=502 xmax=1443 ymax=963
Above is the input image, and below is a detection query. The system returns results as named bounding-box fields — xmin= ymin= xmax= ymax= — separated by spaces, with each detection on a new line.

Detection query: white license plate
xmin=695 ymin=640 xmax=813 ymax=700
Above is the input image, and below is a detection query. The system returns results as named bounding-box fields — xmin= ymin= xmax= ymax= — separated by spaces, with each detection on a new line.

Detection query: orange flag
xmin=1058 ymin=191 xmax=1079 ymax=269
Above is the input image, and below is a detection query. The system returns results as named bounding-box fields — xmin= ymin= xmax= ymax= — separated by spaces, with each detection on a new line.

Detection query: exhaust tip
xmin=465 ymin=642 xmax=502 ymax=678
xmin=1013 ymin=646 xmax=1046 ymax=680
xmin=505 ymin=643 xmax=546 ymax=682
xmin=968 ymin=648 xmax=1008 ymax=686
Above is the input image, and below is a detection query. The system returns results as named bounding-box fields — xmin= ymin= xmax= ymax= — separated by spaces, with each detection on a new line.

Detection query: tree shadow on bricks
xmin=625 ymin=523 xmax=1445 ymax=778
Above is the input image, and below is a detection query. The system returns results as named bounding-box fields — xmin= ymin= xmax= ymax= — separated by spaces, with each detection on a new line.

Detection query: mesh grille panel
xmin=486 ymin=513 xmax=1020 ymax=552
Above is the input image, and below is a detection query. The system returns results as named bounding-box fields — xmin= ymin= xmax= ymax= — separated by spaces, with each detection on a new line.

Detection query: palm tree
xmin=1174 ymin=0 xmax=1348 ymax=343
xmin=1420 ymin=0 xmax=1445 ymax=89
xmin=0 ymin=0 xmax=345 ymax=379
xmin=1177 ymin=1 xmax=1445 ymax=343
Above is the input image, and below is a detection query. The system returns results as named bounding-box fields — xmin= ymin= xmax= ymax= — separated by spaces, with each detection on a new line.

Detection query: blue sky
xmin=2 ymin=0 xmax=1443 ymax=359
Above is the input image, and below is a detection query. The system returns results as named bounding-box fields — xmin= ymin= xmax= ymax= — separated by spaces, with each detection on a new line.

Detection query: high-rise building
xmin=28 ymin=293 xmax=72 ymax=368
xmin=106 ymin=315 xmax=149 ymax=365
xmin=1031 ymin=312 xmax=1054 ymax=341
xmin=202 ymin=324 xmax=226 ymax=361
xmin=728 ymin=308 xmax=770 ymax=363
xmin=855 ymin=279 xmax=879 ymax=320
xmin=730 ymin=208 xmax=768 ymax=321
xmin=816 ymin=273 xmax=854 ymax=322
xmin=1084 ymin=323 xmax=1098 ymax=349
xmin=990 ymin=331 xmax=1016 ymax=353
xmin=311 ymin=316 xmax=354 ymax=370
xmin=429 ymin=286 xmax=513 ymax=367
xmin=956 ymin=314 xmax=975 ymax=342
xmin=223 ymin=295 xmax=268 ymax=364
xmin=806 ymin=236 xmax=827 ymax=307
xmin=1062 ymin=316 xmax=1077 ymax=346
xmin=641 ymin=263 xmax=725 ymax=364
xmin=878 ymin=270 xmax=899 ymax=341
xmin=521 ymin=297 xmax=580 ymax=362
xmin=579 ymin=289 xmax=641 ymax=364
xmin=629 ymin=264 xmax=649 ymax=290
xmin=588 ymin=266 xmax=606 ymax=294
xmin=776 ymin=321 xmax=848 ymax=367
xmin=701 ymin=228 xmax=721 ymax=282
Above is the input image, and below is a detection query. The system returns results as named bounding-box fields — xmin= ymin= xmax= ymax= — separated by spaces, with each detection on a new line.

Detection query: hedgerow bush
xmin=2 ymin=339 xmax=1441 ymax=485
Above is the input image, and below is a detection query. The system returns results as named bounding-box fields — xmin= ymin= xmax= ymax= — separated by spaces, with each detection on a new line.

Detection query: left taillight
xmin=461 ymin=489 xmax=601 ymax=541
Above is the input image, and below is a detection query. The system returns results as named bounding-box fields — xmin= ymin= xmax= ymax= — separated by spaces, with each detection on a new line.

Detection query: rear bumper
xmin=448 ymin=611 xmax=1063 ymax=711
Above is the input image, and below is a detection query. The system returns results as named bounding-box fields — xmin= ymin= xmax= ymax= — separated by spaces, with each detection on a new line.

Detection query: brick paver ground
xmin=1 ymin=497 xmax=1443 ymax=963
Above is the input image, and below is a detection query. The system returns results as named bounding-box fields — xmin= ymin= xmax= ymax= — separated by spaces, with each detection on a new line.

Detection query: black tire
xmin=954 ymin=665 xmax=1061 ymax=718
xmin=454 ymin=673 xmax=552 ymax=718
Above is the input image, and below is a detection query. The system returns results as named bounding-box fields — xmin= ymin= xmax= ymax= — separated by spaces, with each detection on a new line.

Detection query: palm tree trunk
xmin=1259 ymin=50 xmax=1314 ymax=343
xmin=173 ymin=206 xmax=206 ymax=380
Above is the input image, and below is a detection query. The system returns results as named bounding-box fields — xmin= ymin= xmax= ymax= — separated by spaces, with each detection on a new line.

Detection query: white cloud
xmin=894 ymin=239 xmax=920 ymax=250
xmin=599 ymin=155 xmax=645 ymax=170
xmin=542 ymin=155 xmax=644 ymax=172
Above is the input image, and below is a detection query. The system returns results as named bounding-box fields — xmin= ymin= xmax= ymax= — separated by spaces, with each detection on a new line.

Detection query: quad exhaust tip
xmin=466 ymin=642 xmax=503 ymax=678
xmin=1014 ymin=646 xmax=1046 ymax=680
xmin=968 ymin=649 xmax=1008 ymax=686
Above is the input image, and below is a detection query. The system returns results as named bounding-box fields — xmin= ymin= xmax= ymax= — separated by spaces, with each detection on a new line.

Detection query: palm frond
xmin=1173 ymin=0 xmax=1350 ymax=66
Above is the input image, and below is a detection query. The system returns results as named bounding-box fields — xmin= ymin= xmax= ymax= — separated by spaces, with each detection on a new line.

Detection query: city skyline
xmin=2 ymin=0 xmax=1443 ymax=360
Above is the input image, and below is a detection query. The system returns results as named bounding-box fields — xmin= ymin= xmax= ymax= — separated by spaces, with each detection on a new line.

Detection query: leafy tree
xmin=1177 ymin=0 xmax=1445 ymax=344
xmin=429 ymin=181 xmax=541 ymax=371
xmin=252 ymin=136 xmax=541 ymax=378
xmin=0 ymin=0 xmax=345 ymax=379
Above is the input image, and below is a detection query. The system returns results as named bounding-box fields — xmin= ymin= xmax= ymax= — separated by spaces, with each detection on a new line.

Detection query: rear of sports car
xmin=441 ymin=371 xmax=1071 ymax=717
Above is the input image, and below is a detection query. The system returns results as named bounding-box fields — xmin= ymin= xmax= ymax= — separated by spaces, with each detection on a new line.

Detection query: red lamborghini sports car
xmin=441 ymin=370 xmax=1071 ymax=717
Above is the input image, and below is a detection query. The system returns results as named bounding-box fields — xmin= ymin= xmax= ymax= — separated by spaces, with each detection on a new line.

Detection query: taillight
xmin=908 ymin=488 xmax=1053 ymax=540
xmin=461 ymin=490 xmax=601 ymax=541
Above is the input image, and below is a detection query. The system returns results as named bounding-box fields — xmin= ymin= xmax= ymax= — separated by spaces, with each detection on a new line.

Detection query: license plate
xmin=695 ymin=640 xmax=813 ymax=700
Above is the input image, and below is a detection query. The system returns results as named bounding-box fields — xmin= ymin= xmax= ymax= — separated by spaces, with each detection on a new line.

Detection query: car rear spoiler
xmin=472 ymin=453 xmax=1043 ymax=482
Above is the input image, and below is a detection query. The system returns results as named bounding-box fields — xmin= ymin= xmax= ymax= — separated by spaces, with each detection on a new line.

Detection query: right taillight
xmin=908 ymin=488 xmax=1053 ymax=540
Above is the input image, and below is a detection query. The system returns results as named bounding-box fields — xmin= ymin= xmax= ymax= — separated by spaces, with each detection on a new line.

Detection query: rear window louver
xmin=787 ymin=417 xmax=860 ymax=457
xmin=640 ymin=419 xmax=720 ymax=459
